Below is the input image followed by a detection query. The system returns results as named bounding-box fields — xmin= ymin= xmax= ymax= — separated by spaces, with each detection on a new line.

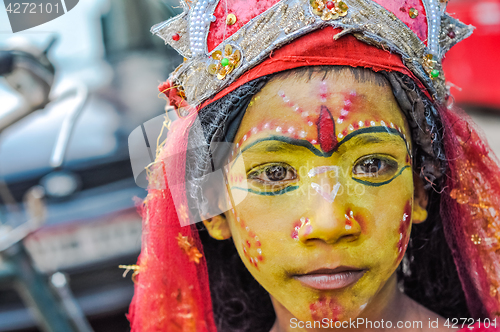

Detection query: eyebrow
xmin=230 ymin=126 xmax=409 ymax=166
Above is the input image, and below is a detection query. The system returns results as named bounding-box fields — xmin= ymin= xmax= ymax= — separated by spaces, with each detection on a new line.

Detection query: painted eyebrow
xmin=230 ymin=127 xmax=409 ymax=167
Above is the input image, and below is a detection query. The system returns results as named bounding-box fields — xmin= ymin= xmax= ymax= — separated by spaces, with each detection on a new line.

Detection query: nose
xmin=298 ymin=205 xmax=362 ymax=245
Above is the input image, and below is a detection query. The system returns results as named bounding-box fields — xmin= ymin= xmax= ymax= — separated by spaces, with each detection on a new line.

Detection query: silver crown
xmin=152 ymin=0 xmax=473 ymax=106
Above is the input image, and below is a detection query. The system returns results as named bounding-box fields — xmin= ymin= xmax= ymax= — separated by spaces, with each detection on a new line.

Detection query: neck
xmin=270 ymin=273 xmax=408 ymax=332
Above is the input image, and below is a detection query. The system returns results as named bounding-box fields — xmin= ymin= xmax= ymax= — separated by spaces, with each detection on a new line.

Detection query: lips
xmin=293 ymin=267 xmax=366 ymax=290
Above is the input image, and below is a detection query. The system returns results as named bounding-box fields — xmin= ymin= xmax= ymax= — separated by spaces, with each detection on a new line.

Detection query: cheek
xmin=232 ymin=212 xmax=265 ymax=270
xmin=396 ymin=200 xmax=413 ymax=262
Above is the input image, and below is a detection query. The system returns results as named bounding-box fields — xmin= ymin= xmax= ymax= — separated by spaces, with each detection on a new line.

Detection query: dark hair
xmin=188 ymin=66 xmax=470 ymax=331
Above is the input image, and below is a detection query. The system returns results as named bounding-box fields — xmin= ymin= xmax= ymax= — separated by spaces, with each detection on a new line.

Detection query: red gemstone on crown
xmin=326 ymin=1 xmax=335 ymax=9
xmin=172 ymin=33 xmax=180 ymax=41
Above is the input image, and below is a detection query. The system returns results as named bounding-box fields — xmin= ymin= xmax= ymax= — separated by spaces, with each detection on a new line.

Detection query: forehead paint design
xmin=277 ymin=90 xmax=317 ymax=126
xmin=277 ymin=88 xmax=357 ymax=154
xmin=232 ymin=208 xmax=264 ymax=269
xmin=336 ymin=91 xmax=356 ymax=124
xmin=310 ymin=296 xmax=343 ymax=321
xmin=396 ymin=201 xmax=412 ymax=262
xmin=317 ymin=105 xmax=338 ymax=154
xmin=318 ymin=81 xmax=328 ymax=102
xmin=229 ymin=119 xmax=411 ymax=175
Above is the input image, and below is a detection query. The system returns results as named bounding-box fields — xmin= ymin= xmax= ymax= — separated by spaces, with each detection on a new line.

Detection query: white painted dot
xmin=264 ymin=123 xmax=270 ymax=129
xmin=338 ymin=133 xmax=344 ymax=139
xmin=311 ymin=140 xmax=317 ymax=144
xmin=278 ymin=90 xmax=285 ymax=97
xmin=236 ymin=143 xmax=239 ymax=148
xmin=300 ymin=217 xmax=305 ymax=222
xmin=345 ymin=225 xmax=352 ymax=230
xmin=350 ymin=210 xmax=354 ymax=217
xmin=276 ymin=126 xmax=282 ymax=133
xmin=288 ymin=127 xmax=295 ymax=133
xmin=400 ymin=233 xmax=403 ymax=240
xmin=283 ymin=97 xmax=290 ymax=103
xmin=301 ymin=112 xmax=309 ymax=118
xmin=380 ymin=120 xmax=386 ymax=127
xmin=293 ymin=105 xmax=300 ymax=112
xmin=299 ymin=131 xmax=307 ymax=138
xmin=252 ymin=127 xmax=258 ymax=134
xmin=255 ymin=236 xmax=259 ymax=241
xmin=243 ymin=135 xmax=247 ymax=141
xmin=390 ymin=122 xmax=395 ymax=128
xmin=237 ymin=217 xmax=240 ymax=222
xmin=370 ymin=121 xmax=376 ymax=126
xmin=348 ymin=124 xmax=354 ymax=131
xmin=308 ymin=121 xmax=314 ymax=126
xmin=337 ymin=118 xmax=344 ymax=124
xmin=257 ymin=249 xmax=262 ymax=254
xmin=359 ymin=121 xmax=364 ymax=127
xmin=245 ymin=226 xmax=250 ymax=231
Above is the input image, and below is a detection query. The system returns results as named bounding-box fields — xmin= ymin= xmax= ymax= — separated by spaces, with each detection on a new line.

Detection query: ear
xmin=412 ymin=172 xmax=429 ymax=224
xmin=202 ymin=214 xmax=232 ymax=240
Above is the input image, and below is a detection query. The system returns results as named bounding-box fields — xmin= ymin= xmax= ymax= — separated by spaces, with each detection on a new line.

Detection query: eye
xmin=248 ymin=163 xmax=297 ymax=183
xmin=352 ymin=156 xmax=398 ymax=178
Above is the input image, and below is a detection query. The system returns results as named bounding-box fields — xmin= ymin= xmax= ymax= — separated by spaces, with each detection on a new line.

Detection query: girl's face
xmin=216 ymin=70 xmax=418 ymax=322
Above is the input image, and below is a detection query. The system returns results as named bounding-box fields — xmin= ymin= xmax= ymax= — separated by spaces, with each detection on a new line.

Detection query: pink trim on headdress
xmin=371 ymin=0 xmax=428 ymax=43
xmin=206 ymin=0 xmax=428 ymax=52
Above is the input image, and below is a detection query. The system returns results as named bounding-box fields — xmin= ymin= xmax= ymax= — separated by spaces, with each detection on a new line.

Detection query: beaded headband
xmin=152 ymin=0 xmax=473 ymax=106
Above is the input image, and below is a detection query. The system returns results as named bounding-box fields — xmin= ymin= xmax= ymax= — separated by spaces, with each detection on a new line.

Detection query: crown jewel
xmin=152 ymin=0 xmax=473 ymax=106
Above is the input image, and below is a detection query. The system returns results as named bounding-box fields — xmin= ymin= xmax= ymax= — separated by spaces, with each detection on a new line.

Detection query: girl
xmin=127 ymin=0 xmax=500 ymax=330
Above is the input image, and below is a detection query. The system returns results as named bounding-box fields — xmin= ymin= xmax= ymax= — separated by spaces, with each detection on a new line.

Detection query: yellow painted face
xmin=223 ymin=69 xmax=414 ymax=322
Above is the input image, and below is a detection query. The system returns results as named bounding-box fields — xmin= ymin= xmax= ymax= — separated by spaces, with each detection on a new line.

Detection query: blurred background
xmin=0 ymin=0 xmax=498 ymax=331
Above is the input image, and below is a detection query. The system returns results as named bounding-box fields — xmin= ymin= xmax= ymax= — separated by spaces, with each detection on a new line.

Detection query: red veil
xmin=127 ymin=2 xmax=500 ymax=331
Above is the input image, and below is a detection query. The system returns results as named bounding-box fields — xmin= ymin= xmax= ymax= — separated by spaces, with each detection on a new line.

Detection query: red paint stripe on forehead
xmin=317 ymin=105 xmax=338 ymax=154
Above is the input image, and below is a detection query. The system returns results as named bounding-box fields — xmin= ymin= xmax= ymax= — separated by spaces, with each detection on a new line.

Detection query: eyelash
xmin=248 ymin=163 xmax=298 ymax=184
xmin=352 ymin=155 xmax=398 ymax=178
